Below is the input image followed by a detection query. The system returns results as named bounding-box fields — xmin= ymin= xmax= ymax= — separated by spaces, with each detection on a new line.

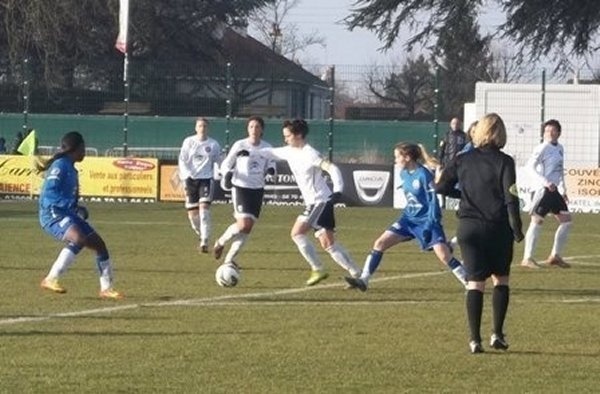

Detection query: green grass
xmin=1 ymin=201 xmax=599 ymax=393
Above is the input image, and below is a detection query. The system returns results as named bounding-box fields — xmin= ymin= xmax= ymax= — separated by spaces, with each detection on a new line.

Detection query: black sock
xmin=492 ymin=285 xmax=510 ymax=337
xmin=466 ymin=289 xmax=484 ymax=342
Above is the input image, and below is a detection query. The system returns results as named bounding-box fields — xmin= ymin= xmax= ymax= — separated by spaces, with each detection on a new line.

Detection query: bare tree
xmin=366 ymin=55 xmax=434 ymax=119
xmin=486 ymin=44 xmax=530 ymax=83
xmin=249 ymin=0 xmax=325 ymax=61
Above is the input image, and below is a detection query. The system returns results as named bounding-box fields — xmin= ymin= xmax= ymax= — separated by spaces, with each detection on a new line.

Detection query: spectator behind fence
xmin=0 ymin=137 xmax=7 ymax=154
xmin=438 ymin=117 xmax=467 ymax=169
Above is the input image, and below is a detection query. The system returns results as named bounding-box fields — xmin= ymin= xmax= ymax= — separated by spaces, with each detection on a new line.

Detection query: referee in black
xmin=435 ymin=113 xmax=524 ymax=354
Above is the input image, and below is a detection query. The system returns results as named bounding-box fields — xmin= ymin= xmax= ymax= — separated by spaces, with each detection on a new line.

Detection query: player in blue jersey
xmin=38 ymin=131 xmax=123 ymax=299
xmin=345 ymin=142 xmax=468 ymax=291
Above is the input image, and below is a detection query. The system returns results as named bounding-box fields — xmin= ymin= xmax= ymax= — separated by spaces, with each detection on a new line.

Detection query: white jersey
xmin=178 ymin=135 xmax=221 ymax=180
xmin=220 ymin=138 xmax=275 ymax=189
xmin=526 ymin=141 xmax=566 ymax=194
xmin=260 ymin=144 xmax=343 ymax=205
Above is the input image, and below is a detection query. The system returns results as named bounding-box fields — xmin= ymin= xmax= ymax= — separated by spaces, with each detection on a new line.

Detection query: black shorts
xmin=530 ymin=188 xmax=568 ymax=217
xmin=184 ymin=178 xmax=214 ymax=208
xmin=457 ymin=218 xmax=513 ymax=281
xmin=231 ymin=186 xmax=265 ymax=221
xmin=300 ymin=200 xmax=336 ymax=231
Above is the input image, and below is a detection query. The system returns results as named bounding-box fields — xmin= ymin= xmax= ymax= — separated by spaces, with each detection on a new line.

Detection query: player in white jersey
xmin=213 ymin=116 xmax=276 ymax=267
xmin=246 ymin=119 xmax=360 ymax=286
xmin=521 ymin=119 xmax=572 ymax=269
xmin=178 ymin=117 xmax=222 ymax=253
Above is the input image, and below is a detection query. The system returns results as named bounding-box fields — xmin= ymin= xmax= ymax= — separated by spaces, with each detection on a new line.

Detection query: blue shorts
xmin=42 ymin=213 xmax=95 ymax=241
xmin=388 ymin=216 xmax=447 ymax=251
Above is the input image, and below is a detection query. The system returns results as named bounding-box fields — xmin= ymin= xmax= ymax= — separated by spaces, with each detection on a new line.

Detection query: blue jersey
xmin=399 ymin=164 xmax=441 ymax=225
xmin=458 ymin=141 xmax=474 ymax=155
xmin=39 ymin=156 xmax=80 ymax=227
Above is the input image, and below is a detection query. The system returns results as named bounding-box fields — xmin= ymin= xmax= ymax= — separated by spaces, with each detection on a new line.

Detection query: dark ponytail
xmin=36 ymin=131 xmax=84 ymax=172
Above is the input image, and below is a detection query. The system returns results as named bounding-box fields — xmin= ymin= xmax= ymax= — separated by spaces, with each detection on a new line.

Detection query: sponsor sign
xmin=0 ymin=155 xmax=43 ymax=196
xmin=80 ymin=157 xmax=158 ymax=199
xmin=160 ymin=162 xmax=394 ymax=207
xmin=393 ymin=165 xmax=600 ymax=213
xmin=0 ymin=155 xmax=158 ymax=201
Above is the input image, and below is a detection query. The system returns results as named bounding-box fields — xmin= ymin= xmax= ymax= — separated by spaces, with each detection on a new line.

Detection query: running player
xmin=39 ymin=131 xmax=123 ymax=299
xmin=247 ymin=119 xmax=361 ymax=286
xmin=213 ymin=116 xmax=276 ymax=268
xmin=344 ymin=143 xmax=468 ymax=292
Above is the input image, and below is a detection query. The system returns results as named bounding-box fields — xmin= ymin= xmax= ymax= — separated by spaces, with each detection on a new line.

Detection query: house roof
xmin=211 ymin=28 xmax=329 ymax=90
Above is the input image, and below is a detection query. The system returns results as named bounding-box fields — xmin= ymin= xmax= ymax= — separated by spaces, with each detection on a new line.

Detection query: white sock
xmin=47 ymin=248 xmax=77 ymax=279
xmin=551 ymin=222 xmax=572 ymax=256
xmin=326 ymin=243 xmax=360 ymax=277
xmin=97 ymin=258 xmax=114 ymax=291
xmin=188 ymin=212 xmax=200 ymax=235
xmin=225 ymin=233 xmax=248 ymax=264
xmin=524 ymin=221 xmax=541 ymax=260
xmin=292 ymin=234 xmax=323 ymax=271
xmin=218 ymin=223 xmax=242 ymax=246
xmin=199 ymin=209 xmax=211 ymax=243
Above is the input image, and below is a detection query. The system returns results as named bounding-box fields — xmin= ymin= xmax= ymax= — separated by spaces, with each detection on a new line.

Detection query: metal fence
xmin=2 ymin=58 xmax=599 ymax=164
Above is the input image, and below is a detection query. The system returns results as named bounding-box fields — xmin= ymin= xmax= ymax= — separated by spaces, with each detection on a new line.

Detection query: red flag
xmin=115 ymin=0 xmax=129 ymax=53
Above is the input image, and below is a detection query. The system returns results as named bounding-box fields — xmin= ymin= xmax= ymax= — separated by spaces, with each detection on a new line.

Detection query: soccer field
xmin=1 ymin=201 xmax=599 ymax=393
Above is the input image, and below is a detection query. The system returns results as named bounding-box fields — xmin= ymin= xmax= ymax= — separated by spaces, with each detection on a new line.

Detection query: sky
xmin=248 ymin=0 xmax=507 ymax=67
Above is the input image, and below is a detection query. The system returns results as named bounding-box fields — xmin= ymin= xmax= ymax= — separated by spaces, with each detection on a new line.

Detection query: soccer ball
xmin=215 ymin=263 xmax=240 ymax=287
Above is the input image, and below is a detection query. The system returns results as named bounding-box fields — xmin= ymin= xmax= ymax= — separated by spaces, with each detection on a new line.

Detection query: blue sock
xmin=366 ymin=250 xmax=383 ymax=275
xmin=447 ymin=257 xmax=461 ymax=270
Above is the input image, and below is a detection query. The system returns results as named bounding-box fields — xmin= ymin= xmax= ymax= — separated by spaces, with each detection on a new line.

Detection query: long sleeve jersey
xmin=220 ymin=138 xmax=275 ymax=190
xmin=258 ymin=144 xmax=342 ymax=205
xmin=178 ymin=135 xmax=221 ymax=180
xmin=525 ymin=141 xmax=566 ymax=194
xmin=435 ymin=147 xmax=522 ymax=234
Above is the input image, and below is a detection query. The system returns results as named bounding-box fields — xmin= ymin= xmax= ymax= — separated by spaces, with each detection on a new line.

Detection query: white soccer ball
xmin=215 ymin=263 xmax=240 ymax=287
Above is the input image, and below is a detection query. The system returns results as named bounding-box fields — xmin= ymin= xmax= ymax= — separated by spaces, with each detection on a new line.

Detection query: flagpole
xmin=123 ymin=50 xmax=129 ymax=157
xmin=115 ymin=0 xmax=130 ymax=157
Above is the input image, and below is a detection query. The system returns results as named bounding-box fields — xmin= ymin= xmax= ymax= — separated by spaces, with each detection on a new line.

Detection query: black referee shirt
xmin=434 ymin=147 xmax=522 ymax=233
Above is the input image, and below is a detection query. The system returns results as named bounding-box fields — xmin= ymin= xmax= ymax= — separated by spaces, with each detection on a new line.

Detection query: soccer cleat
xmin=546 ymin=255 xmax=570 ymax=268
xmin=490 ymin=333 xmax=509 ymax=350
xmin=305 ymin=270 xmax=329 ymax=286
xmin=344 ymin=276 xmax=368 ymax=292
xmin=213 ymin=242 xmax=224 ymax=260
xmin=40 ymin=278 xmax=67 ymax=294
xmin=469 ymin=340 xmax=484 ymax=354
xmin=520 ymin=258 xmax=542 ymax=269
xmin=99 ymin=288 xmax=124 ymax=300
xmin=447 ymin=236 xmax=458 ymax=254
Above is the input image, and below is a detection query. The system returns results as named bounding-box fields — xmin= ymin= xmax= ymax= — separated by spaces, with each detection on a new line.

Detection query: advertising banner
xmin=518 ymin=167 xmax=600 ymax=213
xmin=393 ymin=165 xmax=600 ymax=214
xmin=0 ymin=155 xmax=43 ymax=197
xmin=79 ymin=157 xmax=158 ymax=201
xmin=159 ymin=162 xmax=394 ymax=207
xmin=0 ymin=155 xmax=158 ymax=201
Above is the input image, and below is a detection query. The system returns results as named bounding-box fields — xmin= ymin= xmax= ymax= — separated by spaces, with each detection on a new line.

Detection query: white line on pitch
xmin=0 ymin=271 xmax=444 ymax=326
